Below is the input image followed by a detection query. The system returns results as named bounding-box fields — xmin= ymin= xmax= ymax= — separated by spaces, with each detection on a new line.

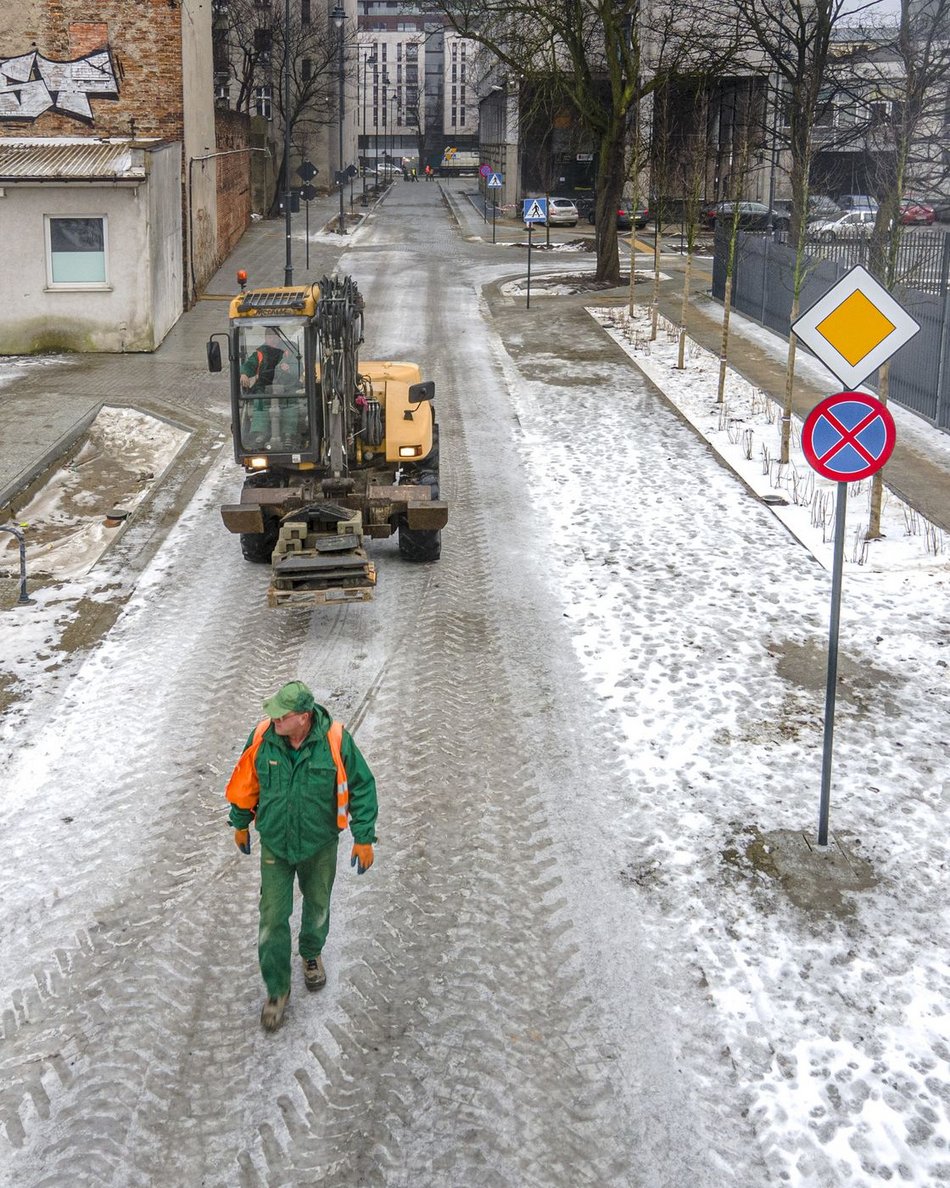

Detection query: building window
xmin=253 ymin=85 xmax=272 ymax=118
xmin=302 ymin=58 xmax=312 ymax=81
xmin=46 ymin=215 xmax=107 ymax=287
xmin=301 ymin=0 xmax=310 ymax=23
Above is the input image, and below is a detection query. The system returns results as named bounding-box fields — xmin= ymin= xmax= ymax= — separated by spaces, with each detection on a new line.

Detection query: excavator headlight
xmin=398 ymin=446 xmax=422 ymax=458
xmin=245 ymin=455 xmax=269 ymax=469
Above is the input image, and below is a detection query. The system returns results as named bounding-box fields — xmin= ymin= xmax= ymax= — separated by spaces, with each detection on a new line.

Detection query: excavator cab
xmin=232 ymin=319 xmax=312 ymax=458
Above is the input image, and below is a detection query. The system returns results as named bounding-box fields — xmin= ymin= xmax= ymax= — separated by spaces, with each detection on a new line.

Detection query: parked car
xmin=524 ymin=196 xmax=579 ymax=227
xmin=700 ymin=201 xmax=789 ymax=231
xmin=900 ymin=200 xmax=935 ymax=225
xmin=837 ymin=193 xmax=879 ymax=212
xmin=587 ymin=202 xmax=651 ymax=230
xmin=773 ymin=195 xmax=842 ymax=223
xmin=811 ymin=209 xmax=878 ymax=241
xmin=808 ymin=195 xmax=843 ymax=221
xmin=921 ymin=196 xmax=950 ymax=222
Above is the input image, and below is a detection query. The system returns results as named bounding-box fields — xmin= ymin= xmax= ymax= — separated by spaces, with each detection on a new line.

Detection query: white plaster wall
xmin=148 ymin=142 xmax=185 ymax=346
xmin=0 ymin=150 xmax=183 ymax=353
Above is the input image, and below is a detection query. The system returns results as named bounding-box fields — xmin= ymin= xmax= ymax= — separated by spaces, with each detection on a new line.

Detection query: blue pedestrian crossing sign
xmin=523 ymin=198 xmax=547 ymax=223
xmin=487 ymin=172 xmax=503 ymax=188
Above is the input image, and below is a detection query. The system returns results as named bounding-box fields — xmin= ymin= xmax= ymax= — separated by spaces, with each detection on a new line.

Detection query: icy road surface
xmin=1 ymin=182 xmax=949 ymax=1187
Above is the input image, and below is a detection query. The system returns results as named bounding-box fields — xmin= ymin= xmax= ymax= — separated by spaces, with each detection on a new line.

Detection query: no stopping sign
xmin=801 ymin=392 xmax=896 ymax=482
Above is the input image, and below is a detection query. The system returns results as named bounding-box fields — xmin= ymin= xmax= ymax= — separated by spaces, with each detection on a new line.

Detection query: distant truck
xmin=439 ymin=147 xmax=480 ymax=177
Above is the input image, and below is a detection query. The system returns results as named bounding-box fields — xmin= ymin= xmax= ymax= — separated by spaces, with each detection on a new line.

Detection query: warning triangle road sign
xmin=487 ymin=172 xmax=503 ymax=188
xmin=523 ymin=198 xmax=547 ymax=222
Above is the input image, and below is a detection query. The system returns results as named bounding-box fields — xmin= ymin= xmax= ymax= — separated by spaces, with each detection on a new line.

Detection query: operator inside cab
xmin=238 ymin=324 xmax=308 ymax=451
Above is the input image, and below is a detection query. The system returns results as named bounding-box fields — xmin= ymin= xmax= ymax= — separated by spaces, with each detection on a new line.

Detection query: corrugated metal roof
xmin=0 ymin=139 xmax=152 ymax=181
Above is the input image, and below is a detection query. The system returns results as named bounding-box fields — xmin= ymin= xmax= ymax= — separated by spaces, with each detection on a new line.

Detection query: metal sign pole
xmin=526 ymin=224 xmax=532 ymax=309
xmin=817 ymin=480 xmax=848 ymax=847
xmin=305 ymin=201 xmax=310 ymax=271
xmin=492 ymin=197 xmax=496 ymax=245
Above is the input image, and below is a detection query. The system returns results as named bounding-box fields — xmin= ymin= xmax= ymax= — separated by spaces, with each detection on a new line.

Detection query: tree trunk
xmin=592 ymin=120 xmax=628 ymax=285
xmin=718 ymin=274 xmax=733 ymax=403
xmin=867 ymin=360 xmax=890 ymax=539
xmin=781 ymin=297 xmax=799 ymax=463
xmin=677 ymin=252 xmax=692 ymax=369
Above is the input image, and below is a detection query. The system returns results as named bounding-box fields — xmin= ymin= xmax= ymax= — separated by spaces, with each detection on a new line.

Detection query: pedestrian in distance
xmin=226 ymin=680 xmax=378 ymax=1032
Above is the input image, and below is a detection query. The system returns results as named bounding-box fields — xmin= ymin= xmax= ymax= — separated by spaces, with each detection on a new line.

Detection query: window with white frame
xmin=253 ymin=85 xmax=272 ymax=118
xmin=46 ymin=215 xmax=107 ymax=286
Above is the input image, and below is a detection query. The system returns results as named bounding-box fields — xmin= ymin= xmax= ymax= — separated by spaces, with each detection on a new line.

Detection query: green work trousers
xmin=258 ymin=837 xmax=338 ymax=997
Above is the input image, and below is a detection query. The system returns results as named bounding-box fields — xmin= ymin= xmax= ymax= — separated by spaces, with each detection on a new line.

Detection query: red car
xmin=900 ymin=201 xmax=935 ymax=225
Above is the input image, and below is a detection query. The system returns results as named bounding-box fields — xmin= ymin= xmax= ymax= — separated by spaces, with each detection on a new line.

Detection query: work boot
xmin=302 ymin=954 xmax=326 ymax=991
xmin=260 ymin=992 xmax=290 ymax=1032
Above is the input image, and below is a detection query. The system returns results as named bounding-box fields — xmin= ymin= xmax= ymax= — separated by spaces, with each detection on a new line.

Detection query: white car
xmin=525 ymin=197 xmax=579 ymax=227
xmin=811 ymin=210 xmax=878 ymax=241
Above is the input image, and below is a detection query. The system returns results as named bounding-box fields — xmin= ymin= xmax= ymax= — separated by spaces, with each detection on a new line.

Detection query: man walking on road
xmin=226 ymin=681 xmax=378 ymax=1032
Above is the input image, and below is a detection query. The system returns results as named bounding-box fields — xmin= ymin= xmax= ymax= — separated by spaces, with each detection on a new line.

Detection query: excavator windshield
xmin=234 ymin=319 xmax=310 ymax=453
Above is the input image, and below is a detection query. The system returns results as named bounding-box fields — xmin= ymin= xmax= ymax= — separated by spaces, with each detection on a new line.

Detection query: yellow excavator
xmin=207 ymin=273 xmax=446 ymax=606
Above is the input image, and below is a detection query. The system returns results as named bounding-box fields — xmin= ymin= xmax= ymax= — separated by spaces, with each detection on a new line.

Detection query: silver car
xmin=525 ymin=197 xmax=578 ymax=227
xmin=811 ymin=210 xmax=878 ymax=241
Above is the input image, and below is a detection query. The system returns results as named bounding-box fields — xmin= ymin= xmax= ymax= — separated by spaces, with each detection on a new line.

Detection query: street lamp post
xmin=332 ymin=6 xmax=346 ymax=234
xmin=283 ymin=0 xmax=292 ymax=283
xmin=382 ymin=70 xmax=390 ymax=176
xmin=362 ymin=51 xmax=375 ymax=197
xmin=390 ymin=89 xmax=397 ymax=173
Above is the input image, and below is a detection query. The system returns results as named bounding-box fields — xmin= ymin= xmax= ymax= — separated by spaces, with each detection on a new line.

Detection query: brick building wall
xmin=4 ymin=2 xmax=184 ymax=140
xmin=214 ymin=110 xmax=252 ymax=263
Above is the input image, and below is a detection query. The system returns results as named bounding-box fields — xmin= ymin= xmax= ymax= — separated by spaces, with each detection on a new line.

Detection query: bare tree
xmin=213 ymin=0 xmax=342 ymax=210
xmin=739 ymin=0 xmax=862 ymax=462
xmin=674 ymin=81 xmax=712 ymax=369
xmin=648 ymin=83 xmax=674 ymax=339
xmin=843 ymin=0 xmax=950 ymax=536
xmin=429 ymin=0 xmax=742 ymax=284
xmin=716 ymin=81 xmax=761 ymax=401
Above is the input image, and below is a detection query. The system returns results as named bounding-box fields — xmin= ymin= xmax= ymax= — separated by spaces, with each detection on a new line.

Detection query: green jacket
xmin=227 ymin=704 xmax=378 ymax=863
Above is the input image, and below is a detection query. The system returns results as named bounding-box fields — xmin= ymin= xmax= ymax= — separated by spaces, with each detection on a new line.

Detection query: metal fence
xmin=712 ymin=228 xmax=950 ymax=432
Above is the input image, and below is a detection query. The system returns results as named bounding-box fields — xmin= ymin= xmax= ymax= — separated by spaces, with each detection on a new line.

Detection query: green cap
xmin=262 ymin=680 xmax=315 ymax=719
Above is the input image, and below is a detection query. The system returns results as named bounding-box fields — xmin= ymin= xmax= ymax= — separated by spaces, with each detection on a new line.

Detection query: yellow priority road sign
xmin=791 ymin=264 xmax=920 ymax=389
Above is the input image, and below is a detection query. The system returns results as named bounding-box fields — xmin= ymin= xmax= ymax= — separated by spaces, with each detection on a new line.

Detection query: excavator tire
xmin=398 ymin=523 xmax=441 ymax=563
xmin=240 ymin=517 xmax=279 ymax=564
xmin=398 ymin=461 xmax=441 ymax=562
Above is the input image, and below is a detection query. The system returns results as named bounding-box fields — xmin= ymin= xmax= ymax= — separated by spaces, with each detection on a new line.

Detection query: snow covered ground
xmin=3 ymin=219 xmax=950 ymax=1184
xmin=491 ymin=285 xmax=950 ymax=1186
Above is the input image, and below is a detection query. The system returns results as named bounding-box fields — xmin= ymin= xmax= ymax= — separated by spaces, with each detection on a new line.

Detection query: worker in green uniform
xmin=225 ymin=681 xmax=378 ymax=1032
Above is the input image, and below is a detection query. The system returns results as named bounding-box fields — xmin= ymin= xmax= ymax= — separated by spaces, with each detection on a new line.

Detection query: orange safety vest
xmin=225 ymin=718 xmax=350 ymax=829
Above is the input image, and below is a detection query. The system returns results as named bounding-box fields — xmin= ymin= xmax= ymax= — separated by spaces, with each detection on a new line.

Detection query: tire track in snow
xmin=228 ymin=245 xmax=641 ymax=1186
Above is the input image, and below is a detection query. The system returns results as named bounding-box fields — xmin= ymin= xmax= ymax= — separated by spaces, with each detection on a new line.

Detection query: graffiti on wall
xmin=0 ymin=49 xmax=119 ymax=123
